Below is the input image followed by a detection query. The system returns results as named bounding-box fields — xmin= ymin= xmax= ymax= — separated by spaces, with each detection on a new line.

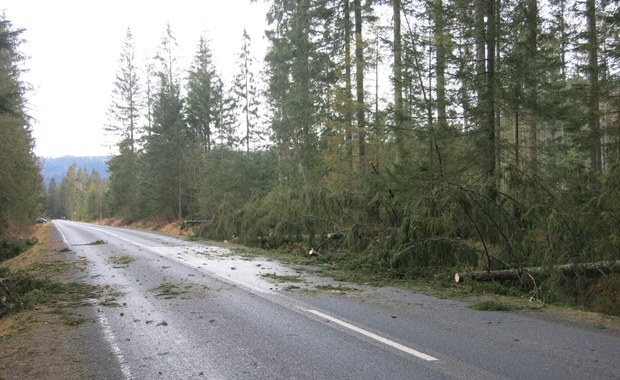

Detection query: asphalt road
xmin=53 ymin=220 xmax=620 ymax=380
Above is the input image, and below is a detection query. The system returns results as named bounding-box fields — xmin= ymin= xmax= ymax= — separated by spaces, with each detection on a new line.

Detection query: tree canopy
xmin=95 ymin=1 xmax=620 ymax=314
xmin=0 ymin=16 xmax=43 ymax=235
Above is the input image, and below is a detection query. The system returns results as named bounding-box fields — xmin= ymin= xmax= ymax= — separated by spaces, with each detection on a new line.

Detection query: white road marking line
xmin=56 ymin=224 xmax=133 ymax=379
xmin=306 ymin=309 xmax=439 ymax=362
xmin=90 ymin=301 xmax=134 ymax=380
xmin=72 ymin=223 xmax=439 ymax=363
xmin=79 ymin=225 xmax=150 ymax=250
xmin=77 ymin=225 xmax=275 ymax=294
xmin=55 ymin=224 xmax=70 ymax=246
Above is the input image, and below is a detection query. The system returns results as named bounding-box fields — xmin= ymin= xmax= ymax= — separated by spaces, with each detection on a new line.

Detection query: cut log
xmin=454 ymin=270 xmax=520 ymax=283
xmin=326 ymin=232 xmax=343 ymax=240
xmin=181 ymin=219 xmax=214 ymax=229
xmin=455 ymin=260 xmax=620 ymax=283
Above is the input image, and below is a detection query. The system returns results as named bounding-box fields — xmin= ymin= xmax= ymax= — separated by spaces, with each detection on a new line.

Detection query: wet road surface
xmin=54 ymin=220 xmax=620 ymax=379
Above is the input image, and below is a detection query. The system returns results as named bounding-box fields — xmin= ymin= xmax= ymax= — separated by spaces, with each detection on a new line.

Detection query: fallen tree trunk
xmin=454 ymin=260 xmax=620 ymax=283
xmin=181 ymin=219 xmax=214 ymax=229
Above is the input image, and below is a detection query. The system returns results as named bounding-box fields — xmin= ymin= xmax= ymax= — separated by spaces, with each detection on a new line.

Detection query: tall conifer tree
xmin=0 ymin=16 xmax=43 ymax=231
xmin=106 ymin=28 xmax=141 ymax=217
xmin=141 ymin=23 xmax=188 ymax=220
xmin=233 ymin=29 xmax=261 ymax=152
xmin=186 ymin=35 xmax=220 ymax=153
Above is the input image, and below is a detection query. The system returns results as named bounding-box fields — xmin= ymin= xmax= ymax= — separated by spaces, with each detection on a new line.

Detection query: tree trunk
xmin=344 ymin=0 xmax=354 ymax=169
xmin=245 ymin=53 xmax=251 ymax=153
xmin=485 ymin=0 xmax=497 ymax=183
xmin=475 ymin=0 xmax=486 ymax=108
xmin=457 ymin=27 xmax=471 ymax=132
xmin=393 ymin=0 xmax=404 ymax=164
xmin=586 ymin=0 xmax=602 ymax=171
xmin=474 ymin=0 xmax=496 ymax=184
xmin=355 ymin=0 xmax=366 ymax=167
xmin=434 ymin=0 xmax=447 ymax=129
xmin=454 ymin=261 xmax=620 ymax=283
xmin=515 ymin=107 xmax=520 ymax=167
xmin=475 ymin=0 xmax=497 ymax=189
xmin=525 ymin=0 xmax=538 ymax=173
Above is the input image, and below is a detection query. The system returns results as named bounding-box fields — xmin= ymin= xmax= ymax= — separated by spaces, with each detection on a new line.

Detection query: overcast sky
xmin=2 ymin=0 xmax=270 ymax=158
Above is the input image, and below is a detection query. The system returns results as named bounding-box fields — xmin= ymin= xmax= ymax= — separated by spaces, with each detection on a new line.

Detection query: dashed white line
xmin=60 ymin=222 xmax=438 ymax=364
xmin=56 ymin=224 xmax=132 ymax=379
xmin=306 ymin=309 xmax=439 ymax=362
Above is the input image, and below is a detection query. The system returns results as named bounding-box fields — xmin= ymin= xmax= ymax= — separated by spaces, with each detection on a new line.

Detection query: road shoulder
xmin=0 ymin=223 xmax=116 ymax=380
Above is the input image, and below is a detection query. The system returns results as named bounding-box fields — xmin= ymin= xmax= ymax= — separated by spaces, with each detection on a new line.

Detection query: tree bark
xmin=344 ymin=0 xmax=354 ymax=169
xmin=393 ymin=0 xmax=404 ymax=164
xmin=586 ymin=0 xmax=602 ymax=171
xmin=475 ymin=0 xmax=497 ymax=185
xmin=525 ymin=0 xmax=538 ymax=173
xmin=434 ymin=0 xmax=447 ymax=129
xmin=485 ymin=0 xmax=497 ymax=183
xmin=354 ymin=0 xmax=366 ymax=167
xmin=454 ymin=261 xmax=620 ymax=283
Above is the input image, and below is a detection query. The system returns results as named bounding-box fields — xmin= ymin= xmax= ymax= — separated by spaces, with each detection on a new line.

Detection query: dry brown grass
xmin=97 ymin=217 xmax=194 ymax=236
xmin=2 ymin=224 xmax=58 ymax=274
xmin=0 ymin=223 xmax=94 ymax=380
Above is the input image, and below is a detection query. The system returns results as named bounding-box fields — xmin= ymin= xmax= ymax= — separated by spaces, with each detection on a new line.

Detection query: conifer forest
xmin=6 ymin=1 xmax=620 ymax=314
xmin=0 ymin=18 xmax=43 ymax=239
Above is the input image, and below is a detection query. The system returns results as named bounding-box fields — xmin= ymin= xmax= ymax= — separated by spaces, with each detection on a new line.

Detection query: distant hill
xmin=40 ymin=156 xmax=111 ymax=187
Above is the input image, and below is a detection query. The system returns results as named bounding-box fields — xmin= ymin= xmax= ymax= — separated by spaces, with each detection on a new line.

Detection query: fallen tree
xmin=181 ymin=218 xmax=214 ymax=229
xmin=454 ymin=260 xmax=620 ymax=283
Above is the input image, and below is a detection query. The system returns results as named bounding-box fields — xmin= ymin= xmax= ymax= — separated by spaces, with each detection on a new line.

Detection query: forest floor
xmin=0 ymin=220 xmax=619 ymax=379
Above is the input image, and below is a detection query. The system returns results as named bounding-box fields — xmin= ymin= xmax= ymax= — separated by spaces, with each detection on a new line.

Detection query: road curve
xmin=53 ymin=220 xmax=620 ymax=380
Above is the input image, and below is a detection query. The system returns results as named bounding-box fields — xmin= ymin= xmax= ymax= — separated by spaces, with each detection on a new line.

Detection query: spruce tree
xmin=46 ymin=178 xmax=60 ymax=218
xmin=0 ymin=16 xmax=43 ymax=231
xmin=232 ymin=29 xmax=261 ymax=152
xmin=185 ymin=35 xmax=220 ymax=153
xmin=106 ymin=28 xmax=141 ymax=154
xmin=265 ymin=0 xmax=336 ymax=184
xmin=106 ymin=28 xmax=141 ymax=217
xmin=141 ymin=23 xmax=188 ymax=220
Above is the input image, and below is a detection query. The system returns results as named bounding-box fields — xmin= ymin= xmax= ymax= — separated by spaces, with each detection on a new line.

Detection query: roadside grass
xmin=99 ymin=287 xmax=123 ymax=307
xmin=97 ymin=218 xmax=620 ymax=331
xmin=62 ymin=314 xmax=87 ymax=326
xmin=229 ymin=243 xmax=619 ymax=328
xmin=0 ymin=271 xmax=97 ymax=324
xmin=315 ymin=284 xmax=358 ymax=294
xmin=232 ymin=245 xmax=318 ymax=266
xmin=0 ymin=224 xmax=99 ymax=324
xmin=236 ymin=247 xmax=456 ymax=295
xmin=0 ymin=235 xmax=37 ymax=262
xmin=469 ymin=300 xmax=513 ymax=311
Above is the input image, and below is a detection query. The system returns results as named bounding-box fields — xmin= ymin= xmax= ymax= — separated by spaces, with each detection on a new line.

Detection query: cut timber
xmin=181 ymin=219 xmax=214 ymax=229
xmin=454 ymin=270 xmax=520 ymax=283
xmin=454 ymin=260 xmax=620 ymax=283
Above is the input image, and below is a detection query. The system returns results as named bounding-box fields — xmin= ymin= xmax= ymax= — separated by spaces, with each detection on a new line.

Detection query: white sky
xmin=2 ymin=0 xmax=270 ymax=158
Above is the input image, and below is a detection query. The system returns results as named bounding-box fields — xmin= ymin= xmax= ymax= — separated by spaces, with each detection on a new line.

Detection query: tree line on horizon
xmin=47 ymin=1 xmax=619 ymax=313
